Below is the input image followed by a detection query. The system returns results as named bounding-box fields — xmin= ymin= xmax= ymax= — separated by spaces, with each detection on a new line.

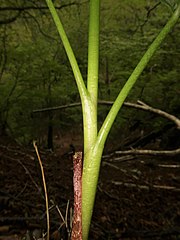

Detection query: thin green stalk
xmin=83 ymin=0 xmax=100 ymax=154
xmin=82 ymin=1 xmax=100 ymax=239
xmin=45 ymin=0 xmax=87 ymax=102
xmin=87 ymin=0 xmax=100 ymax=104
xmin=83 ymin=0 xmax=100 ymax=156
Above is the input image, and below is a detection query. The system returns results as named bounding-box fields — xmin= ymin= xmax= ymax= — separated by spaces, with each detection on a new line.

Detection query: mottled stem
xmin=71 ymin=152 xmax=83 ymax=240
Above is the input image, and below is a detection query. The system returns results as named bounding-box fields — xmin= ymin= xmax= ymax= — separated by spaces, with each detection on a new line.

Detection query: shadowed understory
xmin=0 ymin=136 xmax=179 ymax=240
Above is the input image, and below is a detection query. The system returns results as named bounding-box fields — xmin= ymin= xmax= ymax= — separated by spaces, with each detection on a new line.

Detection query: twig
xmin=158 ymin=164 xmax=180 ymax=168
xmin=32 ymin=100 xmax=180 ymax=129
xmin=65 ymin=200 xmax=70 ymax=229
xmin=137 ymin=100 xmax=180 ymax=129
xmin=65 ymin=200 xmax=71 ymax=238
xmin=102 ymin=161 xmax=120 ymax=169
xmin=70 ymin=207 xmax=73 ymax=231
xmin=115 ymin=148 xmax=180 ymax=156
xmin=122 ymin=227 xmax=180 ymax=238
xmin=99 ymin=100 xmax=180 ymax=129
xmin=51 ymin=200 xmax=65 ymax=223
xmin=16 ymin=158 xmax=43 ymax=196
xmin=33 ymin=141 xmax=50 ymax=240
xmin=1 ymin=154 xmax=43 ymax=197
xmin=102 ymin=154 xmax=135 ymax=162
xmin=103 ymin=148 xmax=180 ymax=159
xmin=112 ymin=181 xmax=180 ymax=191
xmin=52 ymin=199 xmax=71 ymax=236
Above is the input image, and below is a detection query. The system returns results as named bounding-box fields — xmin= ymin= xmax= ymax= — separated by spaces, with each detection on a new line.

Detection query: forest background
xmin=0 ymin=0 xmax=179 ymax=151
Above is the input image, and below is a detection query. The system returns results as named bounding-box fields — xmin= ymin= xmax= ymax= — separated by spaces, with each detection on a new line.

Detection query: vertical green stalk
xmin=82 ymin=1 xmax=100 ymax=238
xmin=45 ymin=0 xmax=88 ymax=105
xmin=87 ymin=0 xmax=100 ymax=104
xmin=83 ymin=0 xmax=100 ymax=155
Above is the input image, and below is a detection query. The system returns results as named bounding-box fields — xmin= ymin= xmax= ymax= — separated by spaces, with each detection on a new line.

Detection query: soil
xmin=0 ymin=136 xmax=180 ymax=240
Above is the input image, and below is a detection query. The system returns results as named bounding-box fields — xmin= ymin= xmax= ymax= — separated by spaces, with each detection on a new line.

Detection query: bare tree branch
xmin=32 ymin=100 xmax=180 ymax=129
xmin=0 ymin=11 xmax=21 ymax=24
xmin=137 ymin=100 xmax=180 ymax=129
xmin=0 ymin=2 xmax=78 ymax=12
xmin=24 ymin=11 xmax=58 ymax=42
xmin=99 ymin=100 xmax=180 ymax=129
xmin=33 ymin=100 xmax=180 ymax=158
xmin=32 ymin=102 xmax=82 ymax=113
xmin=0 ymin=26 xmax=7 ymax=80
xmin=103 ymin=148 xmax=180 ymax=158
xmin=0 ymin=1 xmax=88 ymax=25
xmin=111 ymin=181 xmax=180 ymax=192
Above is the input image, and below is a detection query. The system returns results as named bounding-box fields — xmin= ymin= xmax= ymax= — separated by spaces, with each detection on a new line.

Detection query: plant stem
xmin=82 ymin=147 xmax=103 ymax=240
xmin=87 ymin=0 xmax=100 ymax=105
xmin=81 ymin=3 xmax=180 ymax=239
xmin=45 ymin=0 xmax=88 ymax=103
xmin=83 ymin=0 xmax=100 ymax=155
xmin=82 ymin=0 xmax=100 ymax=239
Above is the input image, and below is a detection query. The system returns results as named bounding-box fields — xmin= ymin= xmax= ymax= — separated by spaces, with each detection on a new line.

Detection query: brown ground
xmin=0 ymin=136 xmax=180 ymax=240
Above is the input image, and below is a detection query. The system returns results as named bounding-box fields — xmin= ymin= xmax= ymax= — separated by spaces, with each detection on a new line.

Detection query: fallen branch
xmin=137 ymin=100 xmax=180 ymax=129
xmin=33 ymin=100 xmax=180 ymax=129
xmin=112 ymin=181 xmax=180 ymax=191
xmin=103 ymin=148 xmax=180 ymax=159
xmin=33 ymin=101 xmax=180 ymax=158
xmin=122 ymin=227 xmax=180 ymax=238
xmin=0 ymin=2 xmax=86 ymax=12
xmin=32 ymin=102 xmax=82 ymax=113
xmin=99 ymin=100 xmax=180 ymax=129
xmin=102 ymin=155 xmax=136 ymax=162
xmin=115 ymin=148 xmax=180 ymax=156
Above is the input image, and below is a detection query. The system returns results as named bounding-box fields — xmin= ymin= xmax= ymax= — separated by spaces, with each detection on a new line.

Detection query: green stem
xmin=45 ymin=0 xmax=87 ymax=102
xmin=81 ymin=4 xmax=180 ymax=239
xmin=83 ymin=0 xmax=100 ymax=156
xmin=82 ymin=0 xmax=100 ymax=239
xmin=83 ymin=0 xmax=100 ymax=158
xmin=87 ymin=0 xmax=100 ymax=104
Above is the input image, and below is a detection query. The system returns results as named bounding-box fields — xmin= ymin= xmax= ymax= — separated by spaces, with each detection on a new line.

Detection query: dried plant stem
xmin=71 ymin=152 xmax=83 ymax=240
xmin=33 ymin=141 xmax=50 ymax=240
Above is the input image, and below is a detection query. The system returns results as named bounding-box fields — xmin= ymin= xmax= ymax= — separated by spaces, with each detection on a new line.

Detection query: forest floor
xmin=0 ymin=136 xmax=180 ymax=240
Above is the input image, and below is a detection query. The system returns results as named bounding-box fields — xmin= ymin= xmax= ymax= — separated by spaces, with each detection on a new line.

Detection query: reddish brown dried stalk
xmin=71 ymin=152 xmax=83 ymax=240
